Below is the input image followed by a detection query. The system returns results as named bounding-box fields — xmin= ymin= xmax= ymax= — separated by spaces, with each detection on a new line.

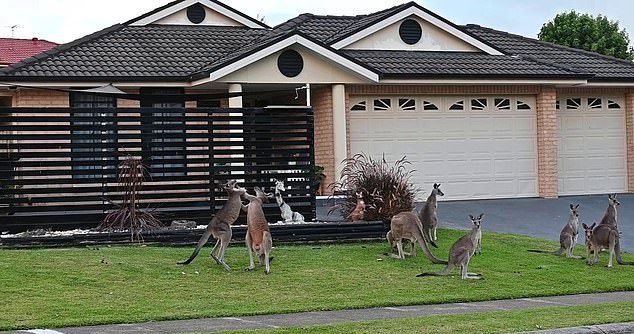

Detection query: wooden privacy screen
xmin=0 ymin=107 xmax=316 ymax=232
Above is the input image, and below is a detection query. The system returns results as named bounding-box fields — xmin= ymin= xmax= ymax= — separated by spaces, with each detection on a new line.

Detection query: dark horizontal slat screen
xmin=0 ymin=107 xmax=316 ymax=232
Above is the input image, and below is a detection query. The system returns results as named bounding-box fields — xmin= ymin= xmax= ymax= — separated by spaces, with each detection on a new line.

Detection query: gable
xmin=344 ymin=16 xmax=479 ymax=52
xmin=153 ymin=5 xmax=242 ymax=27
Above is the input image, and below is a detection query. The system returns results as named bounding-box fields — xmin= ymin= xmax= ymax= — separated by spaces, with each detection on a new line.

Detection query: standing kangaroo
xmin=584 ymin=222 xmax=633 ymax=267
xmin=244 ymin=187 xmax=274 ymax=274
xmin=387 ymin=211 xmax=447 ymax=264
xmin=348 ymin=191 xmax=366 ymax=221
xmin=417 ymin=214 xmax=484 ymax=279
xmin=599 ymin=194 xmax=619 ymax=228
xmin=178 ymin=180 xmax=246 ymax=269
xmin=273 ymin=179 xmax=304 ymax=223
xmin=419 ymin=183 xmax=444 ymax=242
xmin=528 ymin=204 xmax=581 ymax=258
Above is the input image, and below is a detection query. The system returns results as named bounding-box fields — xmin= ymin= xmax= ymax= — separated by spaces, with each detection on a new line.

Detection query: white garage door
xmin=349 ymin=95 xmax=538 ymax=201
xmin=557 ymin=96 xmax=627 ymax=195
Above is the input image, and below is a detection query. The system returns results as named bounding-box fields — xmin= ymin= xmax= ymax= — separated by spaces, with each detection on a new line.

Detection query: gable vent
xmin=277 ymin=50 xmax=304 ymax=78
xmin=399 ymin=19 xmax=422 ymax=45
xmin=187 ymin=3 xmax=206 ymax=24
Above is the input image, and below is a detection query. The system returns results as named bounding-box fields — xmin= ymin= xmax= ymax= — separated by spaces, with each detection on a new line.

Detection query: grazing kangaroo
xmin=348 ymin=191 xmax=366 ymax=221
xmin=387 ymin=211 xmax=447 ymax=264
xmin=244 ymin=187 xmax=273 ymax=274
xmin=584 ymin=222 xmax=633 ymax=267
xmin=528 ymin=204 xmax=581 ymax=258
xmin=178 ymin=180 xmax=246 ymax=269
xmin=386 ymin=230 xmax=416 ymax=257
xmin=599 ymin=194 xmax=620 ymax=228
xmin=417 ymin=214 xmax=484 ymax=279
xmin=273 ymin=179 xmax=304 ymax=223
xmin=419 ymin=183 xmax=444 ymax=242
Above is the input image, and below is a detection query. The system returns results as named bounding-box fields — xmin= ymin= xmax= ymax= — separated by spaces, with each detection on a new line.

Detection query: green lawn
xmin=0 ymin=229 xmax=633 ymax=331
xmin=214 ymin=302 xmax=634 ymax=334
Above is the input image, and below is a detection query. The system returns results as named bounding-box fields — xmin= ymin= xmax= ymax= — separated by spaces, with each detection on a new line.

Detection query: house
xmin=0 ymin=37 xmax=58 ymax=67
xmin=0 ymin=0 xmax=633 ymax=201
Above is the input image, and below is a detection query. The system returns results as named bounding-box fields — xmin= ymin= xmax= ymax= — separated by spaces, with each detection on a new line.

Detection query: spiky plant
xmin=98 ymin=156 xmax=162 ymax=242
xmin=330 ymin=154 xmax=420 ymax=222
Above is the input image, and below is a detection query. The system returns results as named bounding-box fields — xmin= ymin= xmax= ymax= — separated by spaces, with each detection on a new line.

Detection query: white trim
xmin=129 ymin=0 xmax=267 ymax=29
xmin=208 ymin=35 xmax=380 ymax=83
xmin=331 ymin=6 xmax=503 ymax=55
xmin=332 ymin=84 xmax=347 ymax=182
xmin=0 ymin=82 xmax=193 ymax=88
xmin=380 ymin=79 xmax=589 ymax=85
xmin=583 ymin=82 xmax=634 ymax=87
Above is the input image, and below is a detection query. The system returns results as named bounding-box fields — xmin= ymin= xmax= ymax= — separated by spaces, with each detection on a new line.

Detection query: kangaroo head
xmin=274 ymin=179 xmax=286 ymax=192
xmin=356 ymin=191 xmax=364 ymax=200
xmin=223 ymin=180 xmax=245 ymax=195
xmin=582 ymin=222 xmax=596 ymax=240
xmin=254 ymin=186 xmax=272 ymax=203
xmin=569 ymin=203 xmax=580 ymax=217
xmin=432 ymin=183 xmax=444 ymax=197
xmin=608 ymin=194 xmax=620 ymax=207
xmin=468 ymin=213 xmax=484 ymax=228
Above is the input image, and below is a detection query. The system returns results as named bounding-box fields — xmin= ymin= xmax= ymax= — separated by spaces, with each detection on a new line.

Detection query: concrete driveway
xmin=317 ymin=193 xmax=633 ymax=251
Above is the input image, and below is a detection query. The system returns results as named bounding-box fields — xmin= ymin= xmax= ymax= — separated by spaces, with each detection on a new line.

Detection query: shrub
xmin=330 ymin=154 xmax=419 ymax=221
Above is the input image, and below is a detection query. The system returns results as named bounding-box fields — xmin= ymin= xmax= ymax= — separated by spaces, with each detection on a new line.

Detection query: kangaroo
xmin=528 ymin=204 xmax=581 ymax=258
xmin=178 ymin=180 xmax=246 ymax=269
xmin=244 ymin=187 xmax=273 ymax=274
xmin=386 ymin=230 xmax=416 ymax=257
xmin=387 ymin=211 xmax=447 ymax=264
xmin=348 ymin=191 xmax=366 ymax=221
xmin=273 ymin=179 xmax=304 ymax=223
xmin=584 ymin=222 xmax=633 ymax=267
xmin=599 ymin=194 xmax=619 ymax=228
xmin=418 ymin=183 xmax=444 ymax=242
xmin=417 ymin=214 xmax=484 ymax=279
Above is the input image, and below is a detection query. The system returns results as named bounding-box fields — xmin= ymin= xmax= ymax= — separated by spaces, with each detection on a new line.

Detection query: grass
xmin=0 ymin=229 xmax=633 ymax=330
xmin=213 ymin=302 xmax=634 ymax=334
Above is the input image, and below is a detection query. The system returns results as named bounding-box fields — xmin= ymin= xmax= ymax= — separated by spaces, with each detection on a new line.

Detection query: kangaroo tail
xmin=416 ymin=263 xmax=454 ymax=277
xmin=177 ymin=229 xmax=212 ymax=265
xmin=615 ymin=241 xmax=634 ymax=265
xmin=415 ymin=224 xmax=448 ymax=265
xmin=527 ymin=248 xmax=564 ymax=255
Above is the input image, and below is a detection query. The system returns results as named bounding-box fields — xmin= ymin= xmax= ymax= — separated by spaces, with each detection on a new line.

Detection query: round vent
xmin=277 ymin=50 xmax=304 ymax=77
xmin=187 ymin=3 xmax=206 ymax=24
xmin=399 ymin=19 xmax=422 ymax=45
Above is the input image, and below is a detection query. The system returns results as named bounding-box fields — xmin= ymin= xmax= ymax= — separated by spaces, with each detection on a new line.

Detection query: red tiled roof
xmin=0 ymin=37 xmax=58 ymax=65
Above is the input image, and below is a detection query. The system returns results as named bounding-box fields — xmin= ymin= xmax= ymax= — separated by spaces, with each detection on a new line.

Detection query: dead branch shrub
xmin=330 ymin=154 xmax=420 ymax=221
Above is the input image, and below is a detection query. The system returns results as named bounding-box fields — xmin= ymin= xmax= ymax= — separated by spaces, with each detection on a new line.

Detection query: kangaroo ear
xmin=575 ymin=204 xmax=580 ymax=209
xmin=478 ymin=213 xmax=484 ymax=219
xmin=433 ymin=183 xmax=439 ymax=189
xmin=591 ymin=222 xmax=597 ymax=229
xmin=582 ymin=223 xmax=588 ymax=229
xmin=469 ymin=214 xmax=475 ymax=220
xmin=570 ymin=204 xmax=574 ymax=210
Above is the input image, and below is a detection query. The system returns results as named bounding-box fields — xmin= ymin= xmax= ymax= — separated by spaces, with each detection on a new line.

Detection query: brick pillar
xmin=312 ymin=86 xmax=335 ymax=194
xmin=536 ymin=87 xmax=558 ymax=198
xmin=626 ymin=91 xmax=634 ymax=192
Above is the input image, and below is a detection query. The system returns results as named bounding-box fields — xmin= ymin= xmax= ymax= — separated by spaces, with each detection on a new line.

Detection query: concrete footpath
xmin=7 ymin=291 xmax=633 ymax=334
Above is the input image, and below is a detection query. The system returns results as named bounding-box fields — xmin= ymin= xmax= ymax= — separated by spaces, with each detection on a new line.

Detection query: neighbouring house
xmin=0 ymin=37 xmax=58 ymax=67
xmin=0 ymin=0 xmax=633 ymax=202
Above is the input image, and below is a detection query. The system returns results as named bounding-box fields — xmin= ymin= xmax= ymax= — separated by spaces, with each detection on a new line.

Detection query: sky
xmin=0 ymin=0 xmax=633 ymax=45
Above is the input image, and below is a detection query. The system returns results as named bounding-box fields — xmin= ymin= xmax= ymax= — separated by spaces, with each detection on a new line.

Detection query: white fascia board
xmin=331 ymin=7 xmax=504 ymax=55
xmin=130 ymin=0 xmax=267 ymax=29
xmin=582 ymin=82 xmax=634 ymax=87
xmin=208 ymin=35 xmax=380 ymax=82
xmin=0 ymin=82 xmax=193 ymax=88
xmin=380 ymin=79 xmax=589 ymax=85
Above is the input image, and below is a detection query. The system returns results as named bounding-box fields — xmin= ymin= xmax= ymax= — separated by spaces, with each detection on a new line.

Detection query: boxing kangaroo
xmin=243 ymin=187 xmax=274 ymax=274
xmin=178 ymin=180 xmax=246 ymax=269
xmin=419 ymin=183 xmax=444 ymax=242
xmin=417 ymin=214 xmax=484 ymax=279
xmin=387 ymin=211 xmax=447 ymax=264
xmin=528 ymin=204 xmax=581 ymax=258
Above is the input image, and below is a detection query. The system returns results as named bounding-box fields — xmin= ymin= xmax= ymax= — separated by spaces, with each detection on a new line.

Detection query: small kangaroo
xmin=418 ymin=183 xmax=444 ymax=242
xmin=273 ymin=179 xmax=304 ymax=223
xmin=528 ymin=204 xmax=580 ymax=258
xmin=243 ymin=187 xmax=273 ymax=274
xmin=387 ymin=211 xmax=447 ymax=264
xmin=348 ymin=191 xmax=366 ymax=221
xmin=178 ymin=180 xmax=246 ymax=269
xmin=599 ymin=194 xmax=619 ymax=228
xmin=417 ymin=214 xmax=484 ymax=280
xmin=584 ymin=222 xmax=633 ymax=267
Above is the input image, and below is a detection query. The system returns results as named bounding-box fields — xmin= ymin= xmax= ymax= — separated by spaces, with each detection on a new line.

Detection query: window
xmin=423 ymin=100 xmax=439 ymax=111
xmin=494 ymin=98 xmax=511 ymax=110
xmin=517 ymin=100 xmax=532 ymax=110
xmin=608 ymin=99 xmax=622 ymax=109
xmin=556 ymin=100 xmax=560 ymax=110
xmin=70 ymin=92 xmax=117 ymax=179
xmin=350 ymin=100 xmax=367 ymax=112
xmin=373 ymin=98 xmax=392 ymax=111
xmin=566 ymin=98 xmax=581 ymax=110
xmin=398 ymin=98 xmax=416 ymax=111
xmin=141 ymin=88 xmax=186 ymax=177
xmin=471 ymin=98 xmax=487 ymax=111
xmin=449 ymin=100 xmax=464 ymax=111
xmin=588 ymin=98 xmax=602 ymax=109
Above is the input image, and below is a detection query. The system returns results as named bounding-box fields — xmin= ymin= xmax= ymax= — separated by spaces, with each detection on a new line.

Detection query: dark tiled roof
xmin=463 ymin=24 xmax=634 ymax=81
xmin=1 ymin=25 xmax=267 ymax=80
xmin=341 ymin=50 xmax=589 ymax=78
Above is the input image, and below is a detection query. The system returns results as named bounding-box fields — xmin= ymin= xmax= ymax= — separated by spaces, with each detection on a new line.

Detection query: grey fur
xmin=528 ymin=204 xmax=580 ymax=258
xmin=418 ymin=183 xmax=444 ymax=243
xmin=387 ymin=211 xmax=448 ymax=264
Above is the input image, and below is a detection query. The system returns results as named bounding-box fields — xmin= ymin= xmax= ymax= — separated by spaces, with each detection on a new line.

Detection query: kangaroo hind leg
xmin=245 ymin=231 xmax=255 ymax=271
xmin=263 ymin=231 xmax=273 ymax=274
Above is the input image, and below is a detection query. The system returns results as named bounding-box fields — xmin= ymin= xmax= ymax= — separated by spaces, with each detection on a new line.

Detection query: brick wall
xmin=626 ymin=91 xmax=634 ymax=192
xmin=536 ymin=87 xmax=558 ymax=198
xmin=13 ymin=88 xmax=69 ymax=107
xmin=312 ymin=86 xmax=335 ymax=193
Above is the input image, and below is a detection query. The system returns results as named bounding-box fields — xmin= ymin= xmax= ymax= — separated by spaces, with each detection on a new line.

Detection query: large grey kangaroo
xmin=387 ymin=211 xmax=447 ymax=264
xmin=178 ymin=180 xmax=246 ymax=269
xmin=528 ymin=204 xmax=581 ymax=258
xmin=594 ymin=194 xmax=631 ymax=265
xmin=418 ymin=183 xmax=444 ymax=243
xmin=243 ymin=187 xmax=274 ymax=274
xmin=599 ymin=194 xmax=619 ymax=228
xmin=417 ymin=214 xmax=484 ymax=279
xmin=582 ymin=222 xmax=633 ymax=267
